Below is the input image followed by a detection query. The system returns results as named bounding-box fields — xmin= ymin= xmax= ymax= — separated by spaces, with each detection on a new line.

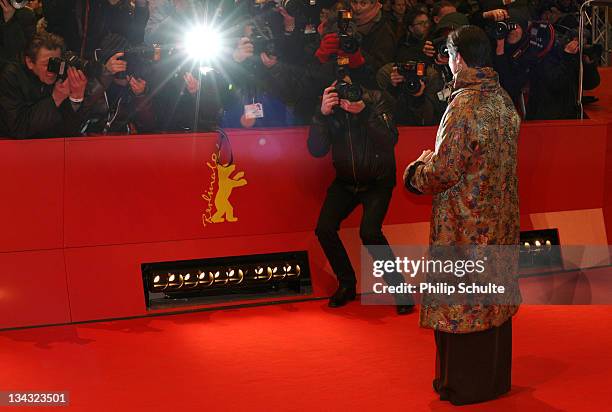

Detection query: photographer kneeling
xmin=308 ymin=75 xmax=414 ymax=315
xmin=0 ymin=32 xmax=87 ymax=138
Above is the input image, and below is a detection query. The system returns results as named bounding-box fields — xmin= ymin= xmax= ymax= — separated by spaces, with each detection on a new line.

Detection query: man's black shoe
xmin=396 ymin=304 xmax=415 ymax=315
xmin=328 ymin=286 xmax=357 ymax=308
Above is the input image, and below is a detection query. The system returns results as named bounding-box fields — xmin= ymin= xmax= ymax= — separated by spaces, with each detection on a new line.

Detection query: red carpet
xmin=1 ymin=302 xmax=611 ymax=411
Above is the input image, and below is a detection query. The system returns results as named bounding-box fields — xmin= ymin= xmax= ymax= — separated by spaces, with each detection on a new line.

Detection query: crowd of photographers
xmin=0 ymin=0 xmax=604 ymax=138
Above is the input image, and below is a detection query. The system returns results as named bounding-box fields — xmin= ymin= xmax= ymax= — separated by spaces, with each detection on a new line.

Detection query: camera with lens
xmin=337 ymin=9 xmax=359 ymax=54
xmin=334 ymin=55 xmax=362 ymax=102
xmin=251 ymin=25 xmax=278 ymax=56
xmin=47 ymin=51 xmax=101 ymax=80
xmin=245 ymin=0 xmax=279 ymax=57
xmin=336 ymin=80 xmax=363 ymax=102
xmin=487 ymin=20 xmax=518 ymax=40
xmin=10 ymin=0 xmax=28 ymax=9
xmin=117 ymin=44 xmax=164 ymax=78
xmin=553 ymin=24 xmax=580 ymax=51
xmin=430 ymin=36 xmax=449 ymax=59
xmin=395 ymin=61 xmax=426 ymax=95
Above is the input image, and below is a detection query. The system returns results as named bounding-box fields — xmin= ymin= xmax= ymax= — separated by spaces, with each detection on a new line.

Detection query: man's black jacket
xmin=0 ymin=62 xmax=84 ymax=139
xmin=308 ymin=88 xmax=399 ymax=191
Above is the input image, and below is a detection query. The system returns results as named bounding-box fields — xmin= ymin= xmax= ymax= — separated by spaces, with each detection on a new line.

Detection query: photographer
xmin=44 ymin=0 xmax=149 ymax=59
xmin=376 ymin=8 xmax=446 ymax=126
xmin=80 ymin=39 xmax=156 ymax=134
xmin=0 ymin=0 xmax=36 ymax=62
xmin=0 ymin=32 xmax=88 ymax=138
xmin=308 ymin=77 xmax=414 ymax=314
xmin=526 ymin=13 xmax=600 ymax=120
xmin=397 ymin=7 xmax=432 ymax=62
xmin=263 ymin=11 xmax=377 ymax=125
xmin=487 ymin=7 xmax=535 ymax=113
xmin=219 ymin=24 xmax=296 ymax=128
xmin=378 ymin=12 xmax=468 ymax=126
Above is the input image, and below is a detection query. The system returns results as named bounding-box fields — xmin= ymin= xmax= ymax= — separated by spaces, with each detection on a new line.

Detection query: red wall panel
xmin=63 ymin=130 xmax=333 ymax=247
xmin=0 ymin=250 xmax=70 ymax=328
xmin=0 ymin=139 xmax=64 ymax=252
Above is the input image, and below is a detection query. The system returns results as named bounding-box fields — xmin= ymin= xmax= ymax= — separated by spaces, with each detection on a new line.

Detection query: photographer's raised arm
xmin=307 ymin=85 xmax=338 ymax=158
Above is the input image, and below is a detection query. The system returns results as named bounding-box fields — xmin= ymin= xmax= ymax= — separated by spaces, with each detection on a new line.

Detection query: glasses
xmin=412 ymin=20 xmax=430 ymax=27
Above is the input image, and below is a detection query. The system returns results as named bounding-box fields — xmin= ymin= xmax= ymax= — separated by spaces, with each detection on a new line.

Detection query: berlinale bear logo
xmin=202 ymin=153 xmax=248 ymax=226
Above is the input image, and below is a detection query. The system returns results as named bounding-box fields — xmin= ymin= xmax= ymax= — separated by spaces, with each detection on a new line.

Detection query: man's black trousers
xmin=315 ymin=180 xmax=410 ymax=302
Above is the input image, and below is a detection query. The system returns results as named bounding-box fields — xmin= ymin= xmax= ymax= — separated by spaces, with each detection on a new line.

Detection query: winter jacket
xmin=308 ymin=88 xmax=398 ymax=190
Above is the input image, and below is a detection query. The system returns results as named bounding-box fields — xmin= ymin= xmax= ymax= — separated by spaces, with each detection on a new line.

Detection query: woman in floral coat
xmin=404 ymin=26 xmax=521 ymax=405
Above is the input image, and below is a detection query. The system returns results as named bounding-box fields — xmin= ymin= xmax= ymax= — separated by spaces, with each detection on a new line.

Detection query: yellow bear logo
xmin=202 ymin=154 xmax=247 ymax=226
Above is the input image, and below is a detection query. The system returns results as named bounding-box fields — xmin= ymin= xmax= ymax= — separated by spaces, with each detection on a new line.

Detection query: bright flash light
xmin=184 ymin=25 xmax=222 ymax=62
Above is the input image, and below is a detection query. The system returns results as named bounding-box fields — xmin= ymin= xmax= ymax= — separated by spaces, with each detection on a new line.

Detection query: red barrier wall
xmin=1 ymin=120 xmax=610 ymax=329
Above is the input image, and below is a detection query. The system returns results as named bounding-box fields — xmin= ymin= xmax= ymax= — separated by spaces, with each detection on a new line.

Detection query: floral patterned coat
xmin=405 ymin=67 xmax=521 ymax=334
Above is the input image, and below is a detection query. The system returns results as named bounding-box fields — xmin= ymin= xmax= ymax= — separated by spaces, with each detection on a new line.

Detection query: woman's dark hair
xmin=25 ymin=32 xmax=65 ymax=62
xmin=447 ymin=25 xmax=492 ymax=68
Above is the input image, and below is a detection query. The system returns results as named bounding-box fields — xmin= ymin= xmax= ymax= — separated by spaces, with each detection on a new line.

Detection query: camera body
xmin=247 ymin=1 xmax=279 ymax=57
xmin=334 ymin=56 xmax=363 ymax=102
xmin=47 ymin=52 xmax=100 ymax=80
xmin=117 ymin=45 xmax=164 ymax=78
xmin=337 ymin=10 xmax=359 ymax=54
xmin=335 ymin=80 xmax=363 ymax=102
xmin=396 ymin=61 xmax=426 ymax=95
xmin=251 ymin=33 xmax=278 ymax=56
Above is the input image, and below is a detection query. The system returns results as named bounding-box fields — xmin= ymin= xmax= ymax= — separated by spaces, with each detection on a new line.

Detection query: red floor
xmin=1 ymin=302 xmax=611 ymax=411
